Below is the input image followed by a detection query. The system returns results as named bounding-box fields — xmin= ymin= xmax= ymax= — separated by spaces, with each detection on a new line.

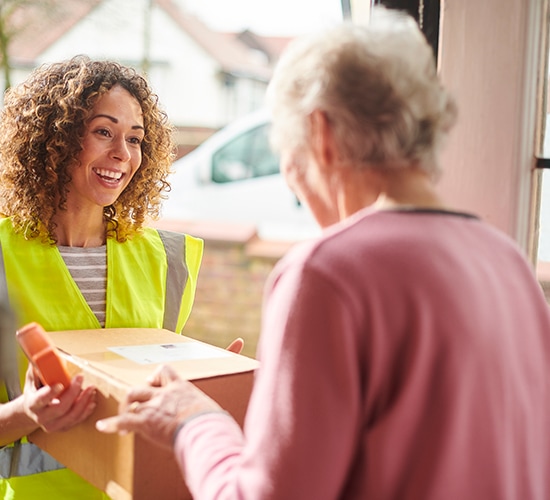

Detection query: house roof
xmin=234 ymin=30 xmax=293 ymax=64
xmin=8 ymin=0 xmax=102 ymax=65
xmin=157 ymin=0 xmax=273 ymax=80
xmin=6 ymin=0 xmax=282 ymax=81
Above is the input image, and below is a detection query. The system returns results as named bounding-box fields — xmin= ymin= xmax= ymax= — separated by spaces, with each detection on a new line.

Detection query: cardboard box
xmin=28 ymin=328 xmax=259 ymax=500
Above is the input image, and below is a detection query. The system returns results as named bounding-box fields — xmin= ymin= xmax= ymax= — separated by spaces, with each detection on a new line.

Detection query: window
xmin=535 ymin=3 xmax=550 ymax=268
xmin=373 ymin=0 xmax=440 ymax=63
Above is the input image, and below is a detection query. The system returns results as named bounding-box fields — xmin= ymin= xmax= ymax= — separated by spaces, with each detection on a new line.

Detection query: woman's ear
xmin=309 ymin=110 xmax=337 ymax=170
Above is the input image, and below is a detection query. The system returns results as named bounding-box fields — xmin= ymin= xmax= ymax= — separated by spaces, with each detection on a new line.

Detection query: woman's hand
xmin=96 ymin=365 xmax=222 ymax=450
xmin=22 ymin=365 xmax=97 ymax=433
xmin=226 ymin=337 xmax=244 ymax=354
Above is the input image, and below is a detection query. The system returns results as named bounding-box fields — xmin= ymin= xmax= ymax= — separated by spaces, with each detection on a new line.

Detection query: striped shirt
xmin=58 ymin=245 xmax=107 ymax=327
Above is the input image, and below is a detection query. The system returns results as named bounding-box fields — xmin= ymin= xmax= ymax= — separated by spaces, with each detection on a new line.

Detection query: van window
xmin=211 ymin=123 xmax=279 ymax=183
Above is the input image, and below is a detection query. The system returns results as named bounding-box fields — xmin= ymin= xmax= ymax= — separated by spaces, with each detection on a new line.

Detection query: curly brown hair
xmin=0 ymin=55 xmax=175 ymax=243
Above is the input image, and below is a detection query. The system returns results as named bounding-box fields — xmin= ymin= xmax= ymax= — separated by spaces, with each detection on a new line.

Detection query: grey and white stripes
xmin=58 ymin=245 xmax=107 ymax=327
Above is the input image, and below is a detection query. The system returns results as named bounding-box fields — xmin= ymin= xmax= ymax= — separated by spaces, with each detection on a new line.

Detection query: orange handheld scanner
xmin=16 ymin=322 xmax=72 ymax=389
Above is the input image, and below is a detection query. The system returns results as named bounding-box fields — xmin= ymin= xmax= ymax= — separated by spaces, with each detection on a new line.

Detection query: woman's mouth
xmin=93 ymin=168 xmax=125 ymax=184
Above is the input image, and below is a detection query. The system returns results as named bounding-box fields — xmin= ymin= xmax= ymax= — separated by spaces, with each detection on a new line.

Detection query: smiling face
xmin=66 ymin=85 xmax=145 ymax=214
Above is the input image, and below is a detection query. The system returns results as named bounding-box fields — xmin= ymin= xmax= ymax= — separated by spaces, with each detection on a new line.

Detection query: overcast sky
xmin=184 ymin=0 xmax=344 ymax=36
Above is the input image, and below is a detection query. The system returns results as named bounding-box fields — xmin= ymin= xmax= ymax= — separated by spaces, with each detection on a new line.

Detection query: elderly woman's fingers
xmin=96 ymin=395 xmax=181 ymax=449
xmin=119 ymin=386 xmax=156 ymax=413
xmin=95 ymin=414 xmax=127 ymax=434
xmin=146 ymin=364 xmax=180 ymax=387
xmin=96 ymin=376 xmax=225 ymax=451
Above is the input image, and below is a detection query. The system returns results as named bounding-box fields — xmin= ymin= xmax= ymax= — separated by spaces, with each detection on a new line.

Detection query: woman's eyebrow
xmin=89 ymin=113 xmax=145 ymax=131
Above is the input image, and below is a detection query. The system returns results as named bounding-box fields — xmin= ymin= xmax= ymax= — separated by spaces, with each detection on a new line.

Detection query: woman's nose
xmin=110 ymin=138 xmax=131 ymax=162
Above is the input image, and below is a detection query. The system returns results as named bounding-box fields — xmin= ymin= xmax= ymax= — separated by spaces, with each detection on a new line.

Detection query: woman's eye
xmin=128 ymin=137 xmax=142 ymax=145
xmin=95 ymin=128 xmax=111 ymax=137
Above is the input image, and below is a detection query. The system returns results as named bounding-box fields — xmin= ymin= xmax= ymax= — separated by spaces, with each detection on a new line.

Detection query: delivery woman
xmin=0 ymin=56 xmax=203 ymax=499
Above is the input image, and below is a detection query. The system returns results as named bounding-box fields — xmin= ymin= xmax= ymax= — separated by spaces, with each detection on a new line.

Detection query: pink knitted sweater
xmin=176 ymin=208 xmax=550 ymax=499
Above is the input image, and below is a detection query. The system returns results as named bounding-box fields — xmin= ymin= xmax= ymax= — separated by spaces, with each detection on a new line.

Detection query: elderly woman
xmin=98 ymin=7 xmax=550 ymax=499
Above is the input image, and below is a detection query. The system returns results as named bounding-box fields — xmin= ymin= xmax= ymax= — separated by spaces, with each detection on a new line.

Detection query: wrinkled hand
xmin=96 ymin=365 xmax=222 ymax=450
xmin=22 ymin=365 xmax=97 ymax=433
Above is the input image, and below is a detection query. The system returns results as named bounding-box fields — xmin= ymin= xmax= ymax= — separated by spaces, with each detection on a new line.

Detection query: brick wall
xmin=154 ymin=220 xmax=296 ymax=359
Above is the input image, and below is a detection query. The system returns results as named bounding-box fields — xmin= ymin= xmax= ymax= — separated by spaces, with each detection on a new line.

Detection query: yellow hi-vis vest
xmin=0 ymin=217 xmax=203 ymax=499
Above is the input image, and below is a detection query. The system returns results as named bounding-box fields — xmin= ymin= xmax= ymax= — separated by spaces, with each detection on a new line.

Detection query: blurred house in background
xmin=1 ymin=0 xmax=292 ymax=156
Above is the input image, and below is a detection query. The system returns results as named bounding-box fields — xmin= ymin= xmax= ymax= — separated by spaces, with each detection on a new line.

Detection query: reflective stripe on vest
xmin=0 ymin=442 xmax=64 ymax=478
xmin=158 ymin=229 xmax=188 ymax=331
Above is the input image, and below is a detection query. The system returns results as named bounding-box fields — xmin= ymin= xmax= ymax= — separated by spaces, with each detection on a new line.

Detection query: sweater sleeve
xmin=175 ymin=412 xmax=247 ymax=498
xmin=174 ymin=253 xmax=363 ymax=499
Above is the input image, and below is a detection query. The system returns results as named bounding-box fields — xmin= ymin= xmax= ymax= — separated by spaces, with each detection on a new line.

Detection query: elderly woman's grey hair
xmin=267 ymin=6 xmax=457 ymax=177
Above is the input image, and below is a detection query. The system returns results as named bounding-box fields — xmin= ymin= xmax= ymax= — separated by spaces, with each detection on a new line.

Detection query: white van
xmin=161 ymin=109 xmax=320 ymax=241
